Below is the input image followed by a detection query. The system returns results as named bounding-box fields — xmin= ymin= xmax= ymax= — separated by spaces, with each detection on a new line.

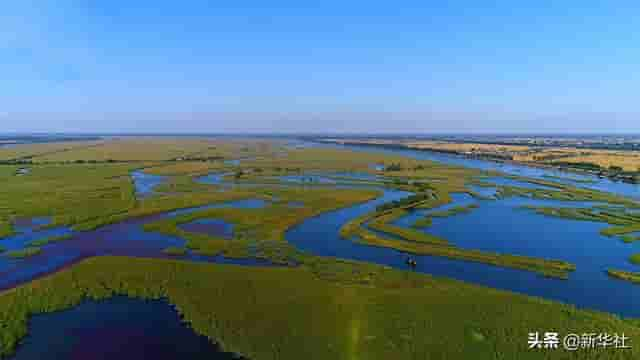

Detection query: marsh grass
xmin=607 ymin=269 xmax=640 ymax=284
xmin=621 ymin=235 xmax=640 ymax=243
xmin=5 ymin=246 xmax=41 ymax=259
xmin=629 ymin=254 xmax=640 ymax=265
xmin=429 ymin=203 xmax=479 ymax=218
xmin=524 ymin=205 xmax=640 ymax=237
xmin=28 ymin=234 xmax=72 ymax=247
xmin=412 ymin=217 xmax=432 ymax=228
xmin=341 ymin=188 xmax=574 ymax=278
xmin=145 ymin=186 xmax=380 ymax=262
xmin=163 ymin=246 xmax=187 ymax=256
xmin=0 ymin=256 xmax=637 ymax=360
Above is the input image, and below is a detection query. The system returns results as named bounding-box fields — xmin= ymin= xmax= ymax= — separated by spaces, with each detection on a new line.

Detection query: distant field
xmin=406 ymin=141 xmax=531 ymax=153
xmin=143 ymin=161 xmax=225 ymax=176
xmin=0 ymin=141 xmax=103 ymax=161
xmin=34 ymin=138 xmax=213 ymax=162
xmin=551 ymin=152 xmax=640 ymax=171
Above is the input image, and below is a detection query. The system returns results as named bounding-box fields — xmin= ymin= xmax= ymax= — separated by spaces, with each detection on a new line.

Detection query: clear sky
xmin=2 ymin=1 xmax=639 ymax=134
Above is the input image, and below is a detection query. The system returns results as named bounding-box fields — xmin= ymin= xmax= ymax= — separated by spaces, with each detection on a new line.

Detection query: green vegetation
xmin=410 ymin=204 xmax=479 ymax=229
xmin=375 ymin=193 xmax=432 ymax=212
xmin=607 ymin=269 xmax=640 ymax=284
xmin=28 ymin=234 xmax=72 ymax=247
xmin=629 ymin=254 xmax=640 ymax=265
xmin=0 ymin=221 xmax=12 ymax=239
xmin=145 ymin=186 xmax=380 ymax=262
xmin=162 ymin=246 xmax=187 ymax=256
xmin=523 ymin=205 xmax=640 ymax=237
xmin=1 ymin=256 xmax=637 ymax=359
xmin=339 ymin=186 xmax=576 ymax=278
xmin=0 ymin=163 xmax=138 ymax=237
xmin=351 ymin=227 xmax=574 ymax=278
xmin=621 ymin=235 xmax=640 ymax=243
xmin=7 ymin=138 xmax=640 ymax=358
xmin=412 ymin=216 xmax=432 ymax=228
xmin=5 ymin=246 xmax=42 ymax=259
xmin=429 ymin=203 xmax=479 ymax=218
xmin=367 ymin=209 xmax=449 ymax=245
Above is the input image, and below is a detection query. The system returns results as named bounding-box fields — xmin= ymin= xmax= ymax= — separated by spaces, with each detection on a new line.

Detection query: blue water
xmin=0 ymin=226 xmax=72 ymax=251
xmin=329 ymin=171 xmax=381 ymax=181
xmin=130 ymin=170 xmax=166 ymax=198
xmin=321 ymin=142 xmax=640 ymax=199
xmin=466 ymin=184 xmax=498 ymax=198
xmin=0 ymin=199 xmax=269 ymax=290
xmin=11 ymin=297 xmax=241 ymax=360
xmin=195 ymin=172 xmax=231 ymax=185
xmin=12 ymin=217 xmax=51 ymax=233
xmin=285 ymin=189 xmax=640 ymax=317
xmin=6 ymin=141 xmax=640 ymax=320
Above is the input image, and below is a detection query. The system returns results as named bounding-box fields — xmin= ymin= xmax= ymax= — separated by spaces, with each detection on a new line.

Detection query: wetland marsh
xmin=2 ymin=137 xmax=640 ymax=359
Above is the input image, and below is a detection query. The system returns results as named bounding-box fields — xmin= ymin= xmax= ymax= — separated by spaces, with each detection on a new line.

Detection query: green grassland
xmin=1 ymin=256 xmax=639 ymax=359
xmin=0 ymin=163 xmax=138 ymax=236
xmin=145 ymin=186 xmax=380 ymax=261
xmin=4 ymin=246 xmax=42 ymax=259
xmin=0 ymin=140 xmax=102 ymax=162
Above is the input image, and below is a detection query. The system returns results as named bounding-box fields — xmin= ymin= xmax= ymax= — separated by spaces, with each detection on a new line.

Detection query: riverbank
xmin=318 ymin=139 xmax=640 ymax=184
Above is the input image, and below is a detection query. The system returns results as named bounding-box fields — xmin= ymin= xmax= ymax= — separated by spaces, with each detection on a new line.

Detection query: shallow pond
xmin=195 ymin=172 xmax=232 ymax=185
xmin=11 ymin=297 xmax=241 ymax=360
xmin=130 ymin=170 xmax=166 ymax=198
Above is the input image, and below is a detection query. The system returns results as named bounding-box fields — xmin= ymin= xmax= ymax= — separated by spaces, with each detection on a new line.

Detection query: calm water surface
xmin=286 ymin=190 xmax=640 ymax=317
xmin=11 ymin=297 xmax=242 ymax=360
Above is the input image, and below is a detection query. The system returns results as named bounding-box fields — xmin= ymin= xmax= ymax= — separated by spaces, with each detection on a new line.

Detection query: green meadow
xmin=1 ymin=256 xmax=639 ymax=360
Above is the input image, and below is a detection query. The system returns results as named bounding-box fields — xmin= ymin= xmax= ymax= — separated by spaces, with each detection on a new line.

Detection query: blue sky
xmin=2 ymin=1 xmax=640 ymax=133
